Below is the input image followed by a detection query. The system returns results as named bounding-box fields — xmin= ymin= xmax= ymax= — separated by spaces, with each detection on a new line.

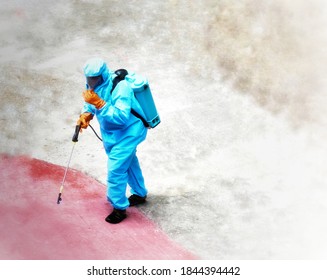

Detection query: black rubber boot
xmin=105 ymin=209 xmax=127 ymax=224
xmin=128 ymin=194 xmax=147 ymax=206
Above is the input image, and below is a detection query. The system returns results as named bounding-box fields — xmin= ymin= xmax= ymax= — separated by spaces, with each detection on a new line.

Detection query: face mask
xmin=86 ymin=75 xmax=104 ymax=90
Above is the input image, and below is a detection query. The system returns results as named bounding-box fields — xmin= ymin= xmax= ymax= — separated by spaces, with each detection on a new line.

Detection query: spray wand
xmin=57 ymin=125 xmax=81 ymax=204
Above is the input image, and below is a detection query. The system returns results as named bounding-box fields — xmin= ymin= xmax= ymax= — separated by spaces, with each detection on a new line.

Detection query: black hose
xmin=89 ymin=124 xmax=103 ymax=142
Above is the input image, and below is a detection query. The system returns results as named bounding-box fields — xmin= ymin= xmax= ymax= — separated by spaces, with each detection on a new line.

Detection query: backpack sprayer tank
xmin=126 ymin=73 xmax=161 ymax=128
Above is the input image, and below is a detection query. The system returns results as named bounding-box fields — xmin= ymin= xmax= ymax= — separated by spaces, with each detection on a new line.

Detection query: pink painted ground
xmin=0 ymin=154 xmax=197 ymax=260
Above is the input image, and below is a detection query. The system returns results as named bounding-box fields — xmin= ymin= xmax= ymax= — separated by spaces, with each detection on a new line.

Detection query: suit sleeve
xmin=96 ymin=80 xmax=133 ymax=129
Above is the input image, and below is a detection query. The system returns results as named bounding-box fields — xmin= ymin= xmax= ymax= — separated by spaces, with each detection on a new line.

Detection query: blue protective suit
xmin=81 ymin=58 xmax=148 ymax=210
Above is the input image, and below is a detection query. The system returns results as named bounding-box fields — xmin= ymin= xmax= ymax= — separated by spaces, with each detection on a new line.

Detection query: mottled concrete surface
xmin=1 ymin=0 xmax=326 ymax=259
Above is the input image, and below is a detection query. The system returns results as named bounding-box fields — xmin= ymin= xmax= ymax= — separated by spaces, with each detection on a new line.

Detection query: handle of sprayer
xmin=72 ymin=125 xmax=81 ymax=142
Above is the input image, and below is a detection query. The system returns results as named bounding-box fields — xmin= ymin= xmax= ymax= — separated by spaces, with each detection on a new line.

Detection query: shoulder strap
xmin=131 ymin=109 xmax=149 ymax=128
xmin=110 ymin=69 xmax=128 ymax=94
xmin=111 ymin=69 xmax=149 ymax=128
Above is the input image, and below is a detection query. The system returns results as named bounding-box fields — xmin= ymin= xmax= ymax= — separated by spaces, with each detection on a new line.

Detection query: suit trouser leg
xmin=128 ymin=153 xmax=148 ymax=197
xmin=106 ymin=145 xmax=136 ymax=210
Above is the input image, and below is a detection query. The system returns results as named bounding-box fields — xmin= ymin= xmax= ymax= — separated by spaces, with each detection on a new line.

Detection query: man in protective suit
xmin=77 ymin=57 xmax=148 ymax=224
